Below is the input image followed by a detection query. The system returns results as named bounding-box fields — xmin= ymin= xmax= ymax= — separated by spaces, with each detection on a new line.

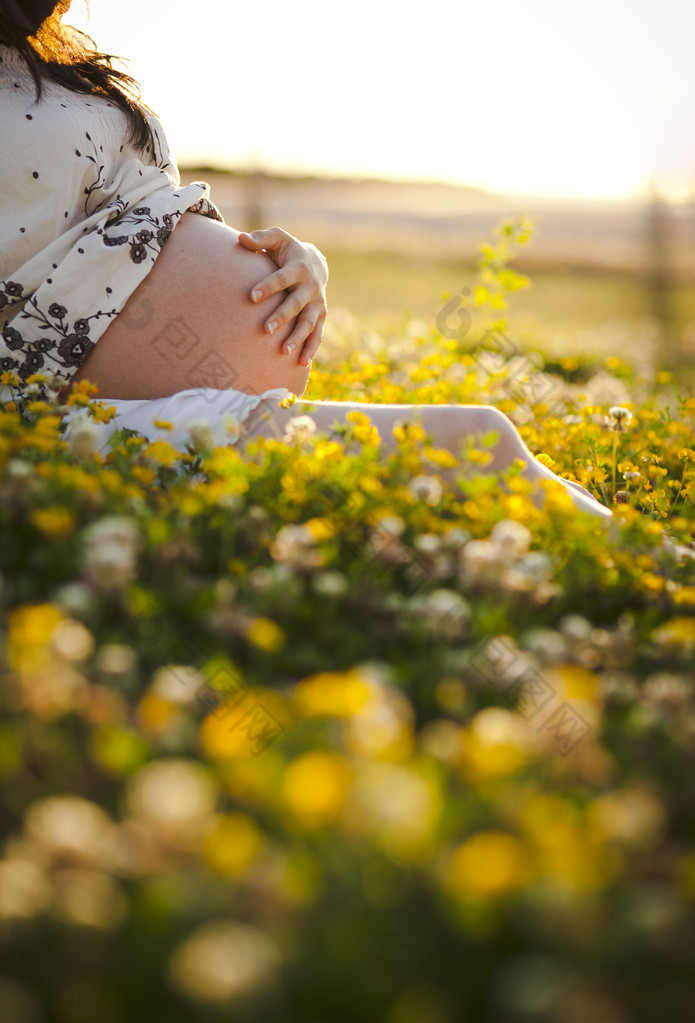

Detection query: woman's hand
xmin=238 ymin=227 xmax=328 ymax=368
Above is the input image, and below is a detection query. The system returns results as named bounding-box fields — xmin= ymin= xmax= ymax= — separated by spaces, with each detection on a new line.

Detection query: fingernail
xmin=267 ymin=320 xmax=278 ymax=334
xmin=251 ymin=289 xmax=262 ymax=302
xmin=286 ymin=342 xmax=296 ymax=354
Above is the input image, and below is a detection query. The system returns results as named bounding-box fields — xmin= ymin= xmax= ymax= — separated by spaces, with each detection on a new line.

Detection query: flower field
xmin=1 ymin=221 xmax=695 ymax=1022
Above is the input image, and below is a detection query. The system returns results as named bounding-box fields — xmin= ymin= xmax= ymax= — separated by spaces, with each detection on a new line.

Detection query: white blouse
xmin=0 ymin=44 xmax=223 ymax=394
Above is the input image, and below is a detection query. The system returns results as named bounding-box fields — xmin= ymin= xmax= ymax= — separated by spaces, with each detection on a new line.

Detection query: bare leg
xmin=241 ymin=396 xmax=614 ymax=523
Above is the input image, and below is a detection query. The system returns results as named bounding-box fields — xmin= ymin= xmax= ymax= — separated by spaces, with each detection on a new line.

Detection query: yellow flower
xmin=91 ymin=403 xmax=117 ymax=424
xmin=30 ymin=506 xmax=75 ymax=537
xmin=550 ymin=664 xmax=598 ymax=701
xmin=652 ymin=617 xmax=695 ymax=647
xmin=461 ymin=708 xmax=530 ymax=780
xmin=282 ymin=751 xmax=351 ymax=826
xmin=313 ymin=440 xmax=344 ymax=462
xmin=153 ymin=419 xmax=174 ymax=430
xmin=142 ymin=441 xmax=180 ymax=467
xmin=200 ymin=688 xmax=288 ymax=760
xmin=641 ymin=573 xmax=665 ymax=593
xmin=131 ymin=465 xmax=155 ymax=487
xmin=136 ymin=694 xmax=178 ymax=733
xmin=466 ymin=448 xmax=493 ymax=466
xmin=521 ymin=795 xmax=620 ymax=890
xmin=66 ymin=380 xmax=99 ymax=406
xmin=393 ymin=422 xmax=426 ymax=446
xmin=447 ymin=832 xmax=526 ymax=899
xmin=246 ymin=617 xmax=286 ymax=653
xmin=304 ymin=517 xmax=335 ymax=542
xmin=292 ymin=669 xmax=371 ymax=718
xmin=424 ymin=447 xmax=459 ymax=469
xmin=346 ymin=410 xmax=372 ymax=428
xmin=203 ymin=813 xmax=263 ymax=876
xmin=576 ymin=464 xmax=608 ymax=486
xmin=8 ymin=603 xmax=63 ymax=671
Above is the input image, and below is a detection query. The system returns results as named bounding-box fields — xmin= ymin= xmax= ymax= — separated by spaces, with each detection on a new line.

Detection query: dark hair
xmin=0 ymin=1 xmax=154 ymax=150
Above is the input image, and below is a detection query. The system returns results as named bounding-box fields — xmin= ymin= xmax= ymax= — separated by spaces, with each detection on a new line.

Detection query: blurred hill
xmin=179 ymin=169 xmax=695 ymax=279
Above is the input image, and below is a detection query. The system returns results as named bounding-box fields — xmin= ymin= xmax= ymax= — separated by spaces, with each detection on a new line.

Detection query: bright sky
xmin=68 ymin=0 xmax=695 ymax=201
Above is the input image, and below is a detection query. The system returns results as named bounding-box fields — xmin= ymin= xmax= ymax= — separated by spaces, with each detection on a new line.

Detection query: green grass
xmin=323 ymin=247 xmax=695 ymax=368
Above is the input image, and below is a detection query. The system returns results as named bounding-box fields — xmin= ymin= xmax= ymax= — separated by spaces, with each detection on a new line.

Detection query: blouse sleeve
xmin=0 ymin=80 xmax=224 ymax=391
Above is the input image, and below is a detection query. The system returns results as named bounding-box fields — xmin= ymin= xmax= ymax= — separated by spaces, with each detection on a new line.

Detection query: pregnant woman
xmin=0 ymin=0 xmax=613 ymax=523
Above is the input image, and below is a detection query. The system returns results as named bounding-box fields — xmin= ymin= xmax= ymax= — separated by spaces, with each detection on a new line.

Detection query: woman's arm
xmin=238 ymin=228 xmax=329 ymax=368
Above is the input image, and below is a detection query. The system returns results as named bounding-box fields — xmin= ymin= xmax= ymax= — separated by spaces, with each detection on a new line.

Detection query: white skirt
xmin=62 ymin=385 xmax=293 ymax=454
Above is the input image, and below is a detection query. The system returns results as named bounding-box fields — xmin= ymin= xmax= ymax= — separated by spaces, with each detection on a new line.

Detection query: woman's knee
xmin=478 ymin=405 xmax=524 ymax=446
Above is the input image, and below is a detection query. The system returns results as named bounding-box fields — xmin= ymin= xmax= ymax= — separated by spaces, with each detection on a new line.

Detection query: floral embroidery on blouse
xmin=0 ymin=43 xmax=224 ymax=403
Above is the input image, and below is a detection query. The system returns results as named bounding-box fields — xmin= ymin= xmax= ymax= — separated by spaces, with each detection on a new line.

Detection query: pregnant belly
xmin=64 ymin=212 xmax=310 ymax=401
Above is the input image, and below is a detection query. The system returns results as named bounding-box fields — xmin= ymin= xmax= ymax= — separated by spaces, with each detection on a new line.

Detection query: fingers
xmin=238 ymin=227 xmax=293 ymax=255
xmin=282 ymin=311 xmax=325 ymax=363
xmin=260 ymin=283 xmax=314 ymax=337
xmin=297 ymin=322 xmax=324 ymax=367
xmin=250 ymin=265 xmax=302 ymax=306
xmin=237 ymin=229 xmax=327 ymax=364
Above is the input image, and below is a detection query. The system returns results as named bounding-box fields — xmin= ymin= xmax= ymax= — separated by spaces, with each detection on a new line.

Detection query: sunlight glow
xmin=67 ymin=0 xmax=695 ymax=201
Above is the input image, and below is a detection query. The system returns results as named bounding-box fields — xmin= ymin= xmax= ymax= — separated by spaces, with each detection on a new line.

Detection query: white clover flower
xmin=609 ymin=405 xmax=633 ymax=422
xmin=5 ymin=459 xmax=33 ymax=479
xmin=502 ymin=551 xmax=554 ymax=593
xmin=83 ymin=516 xmax=139 ymax=549
xmin=151 ymin=664 xmax=207 ymax=703
xmin=53 ymin=582 xmax=93 ymax=616
xmin=269 ymin=524 xmax=323 ymax=568
xmin=81 ymin=516 xmax=139 ymax=590
xmin=282 ymin=415 xmax=317 ymax=444
xmin=83 ymin=543 xmax=137 ymax=590
xmin=312 ymin=570 xmax=349 ymax=597
xmin=442 ymin=526 xmax=472 ymax=548
xmin=559 ymin=614 xmax=593 ymax=642
xmin=223 ymin=412 xmax=242 ymax=444
xmin=126 ymin=758 xmax=217 ymax=834
xmin=459 ymin=539 xmax=503 ymax=587
xmin=623 ymin=470 xmax=641 ymax=481
xmin=642 ymin=672 xmax=692 ymax=713
xmin=420 ymin=589 xmax=471 ymax=639
xmin=65 ymin=408 xmax=102 ymax=459
xmin=489 ymin=518 xmax=532 ymax=558
xmin=407 ymin=474 xmax=443 ymax=506
xmin=25 ymin=796 xmax=115 ymax=867
xmin=520 ymin=626 xmax=567 ymax=665
xmin=187 ymin=418 xmax=215 ymax=449
xmin=414 ymin=533 xmax=442 ymax=555
xmin=0 ymin=859 xmax=53 ymax=921
xmin=515 ymin=550 xmax=553 ymax=582
xmin=608 ymin=406 xmax=633 ymax=432
xmin=168 ymin=921 xmax=279 ymax=1006
xmin=374 ymin=515 xmax=405 ymax=538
